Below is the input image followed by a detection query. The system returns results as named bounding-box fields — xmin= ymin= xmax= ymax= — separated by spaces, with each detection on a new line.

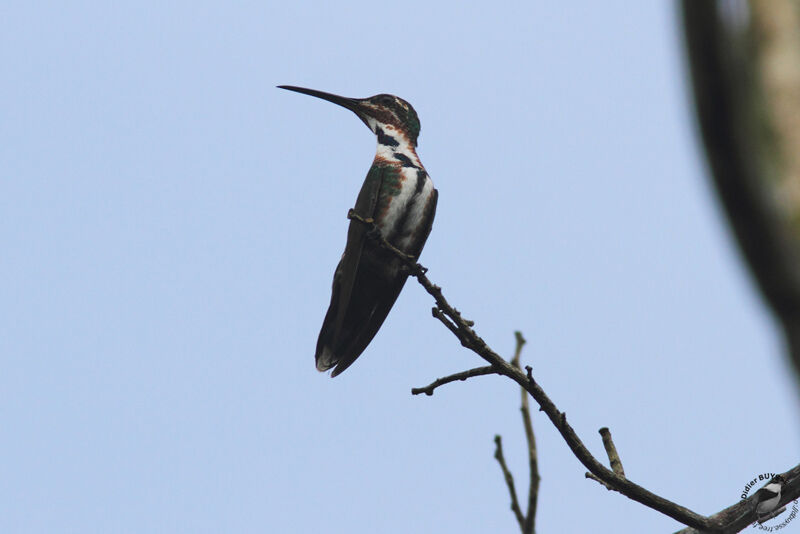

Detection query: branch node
xmin=525 ymin=365 xmax=534 ymax=384
xmin=586 ymin=472 xmax=617 ymax=492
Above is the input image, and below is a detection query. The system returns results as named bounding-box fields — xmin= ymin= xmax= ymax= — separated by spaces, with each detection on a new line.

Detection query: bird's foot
xmin=347 ymin=209 xmax=374 ymax=226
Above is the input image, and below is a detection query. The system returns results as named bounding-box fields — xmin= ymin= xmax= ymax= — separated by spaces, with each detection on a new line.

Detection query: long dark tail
xmin=315 ymin=265 xmax=407 ymax=377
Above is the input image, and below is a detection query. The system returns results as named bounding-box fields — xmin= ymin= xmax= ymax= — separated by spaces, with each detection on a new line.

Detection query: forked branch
xmin=491 ymin=332 xmax=540 ymax=534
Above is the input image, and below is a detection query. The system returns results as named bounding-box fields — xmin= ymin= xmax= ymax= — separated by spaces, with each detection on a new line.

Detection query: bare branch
xmin=411 ymin=365 xmax=497 ymax=396
xmin=511 ymin=330 xmax=526 ymax=367
xmin=509 ymin=331 xmax=539 ymax=534
xmin=494 ymin=435 xmax=526 ymax=531
xmin=492 ymin=332 xmax=540 ymax=534
xmin=348 ymin=210 xmax=800 ymax=533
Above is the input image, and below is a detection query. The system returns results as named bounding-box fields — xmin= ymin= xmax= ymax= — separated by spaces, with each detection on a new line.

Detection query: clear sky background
xmin=2 ymin=2 xmax=798 ymax=533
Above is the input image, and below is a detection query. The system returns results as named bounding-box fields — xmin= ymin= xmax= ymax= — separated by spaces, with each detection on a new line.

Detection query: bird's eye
xmin=380 ymin=96 xmax=393 ymax=106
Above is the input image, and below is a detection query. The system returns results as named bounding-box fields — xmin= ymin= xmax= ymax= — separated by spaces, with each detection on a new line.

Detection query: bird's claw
xmin=347 ymin=209 xmax=374 ymax=225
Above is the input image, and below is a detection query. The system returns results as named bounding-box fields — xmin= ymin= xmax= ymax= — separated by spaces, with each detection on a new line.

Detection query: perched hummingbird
xmin=279 ymin=85 xmax=438 ymax=377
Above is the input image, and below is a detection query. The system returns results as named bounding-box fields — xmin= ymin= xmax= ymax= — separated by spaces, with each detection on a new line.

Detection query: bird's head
xmin=769 ymin=475 xmax=786 ymax=486
xmin=278 ymin=86 xmax=421 ymax=147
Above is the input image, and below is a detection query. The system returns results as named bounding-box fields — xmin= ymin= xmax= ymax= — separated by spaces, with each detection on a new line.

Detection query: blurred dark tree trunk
xmin=682 ymin=0 xmax=800 ymax=386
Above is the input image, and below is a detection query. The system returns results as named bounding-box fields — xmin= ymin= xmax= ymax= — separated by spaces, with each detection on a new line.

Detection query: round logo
xmin=740 ymin=473 xmax=797 ymax=531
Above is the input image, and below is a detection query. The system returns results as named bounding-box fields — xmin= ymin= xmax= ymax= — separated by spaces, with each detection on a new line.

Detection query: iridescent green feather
xmin=397 ymin=106 xmax=420 ymax=143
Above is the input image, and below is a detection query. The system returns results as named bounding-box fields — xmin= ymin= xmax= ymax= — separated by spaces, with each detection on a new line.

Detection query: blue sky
xmin=2 ymin=2 xmax=798 ymax=532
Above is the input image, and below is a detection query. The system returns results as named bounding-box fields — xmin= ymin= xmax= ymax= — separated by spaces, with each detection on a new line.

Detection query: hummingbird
xmin=278 ymin=85 xmax=438 ymax=377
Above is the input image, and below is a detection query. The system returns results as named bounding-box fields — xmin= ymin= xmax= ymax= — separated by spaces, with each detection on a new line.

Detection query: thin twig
xmin=509 ymin=331 xmax=539 ymax=534
xmin=411 ymin=365 xmax=497 ymax=396
xmin=511 ymin=331 xmax=526 ymax=367
xmin=491 ymin=332 xmax=540 ymax=534
xmin=494 ymin=435 xmax=526 ymax=531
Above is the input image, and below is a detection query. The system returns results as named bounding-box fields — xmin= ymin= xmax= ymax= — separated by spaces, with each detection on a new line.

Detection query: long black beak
xmin=278 ymin=85 xmax=371 ymax=129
